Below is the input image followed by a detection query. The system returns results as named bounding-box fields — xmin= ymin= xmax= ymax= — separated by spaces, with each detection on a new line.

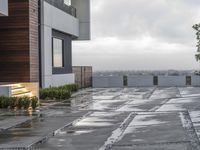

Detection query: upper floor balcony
xmin=45 ymin=0 xmax=76 ymax=17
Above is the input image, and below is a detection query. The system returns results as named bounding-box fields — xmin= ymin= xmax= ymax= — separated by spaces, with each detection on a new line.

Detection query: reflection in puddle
xmin=129 ymin=115 xmax=167 ymax=126
xmin=117 ymin=105 xmax=144 ymax=112
xmin=156 ymin=103 xmax=186 ymax=111
xmin=90 ymin=111 xmax=125 ymax=117
xmin=74 ymin=117 xmax=115 ymax=127
xmin=93 ymin=96 xmax=114 ymax=100
xmin=67 ymin=130 xmax=94 ymax=135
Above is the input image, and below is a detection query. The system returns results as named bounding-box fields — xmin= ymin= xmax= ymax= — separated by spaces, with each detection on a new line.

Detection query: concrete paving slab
xmin=35 ymin=127 xmax=116 ymax=150
xmin=80 ymin=99 xmax=127 ymax=111
xmin=112 ymin=142 xmax=192 ymax=150
xmin=35 ymin=111 xmax=131 ymax=150
xmin=0 ymin=115 xmax=86 ymax=149
xmin=167 ymin=97 xmax=200 ymax=104
xmin=1 ymin=87 xmax=200 ymax=150
xmin=117 ymin=98 xmax=168 ymax=112
xmin=157 ymin=101 xmax=200 ymax=112
xmin=179 ymin=87 xmax=200 ymax=96
xmin=115 ymin=112 xmax=189 ymax=146
xmin=0 ymin=116 xmax=36 ymax=130
xmin=150 ymin=87 xmax=180 ymax=99
xmin=156 ymin=103 xmax=187 ymax=111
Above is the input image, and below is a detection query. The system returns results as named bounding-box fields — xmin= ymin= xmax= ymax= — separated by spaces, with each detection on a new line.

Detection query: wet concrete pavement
xmin=1 ymin=87 xmax=200 ymax=150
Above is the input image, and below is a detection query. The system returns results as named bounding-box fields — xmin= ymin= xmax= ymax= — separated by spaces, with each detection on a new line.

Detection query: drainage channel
xmin=149 ymin=98 xmax=171 ymax=112
xmin=99 ymin=112 xmax=136 ymax=150
xmin=142 ymin=87 xmax=157 ymax=99
xmin=179 ymin=111 xmax=200 ymax=150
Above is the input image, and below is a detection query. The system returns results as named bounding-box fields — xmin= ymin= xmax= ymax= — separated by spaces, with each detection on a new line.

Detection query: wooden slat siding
xmin=0 ymin=0 xmax=39 ymax=82
xmin=72 ymin=66 xmax=93 ymax=88
xmin=29 ymin=0 xmax=39 ymax=82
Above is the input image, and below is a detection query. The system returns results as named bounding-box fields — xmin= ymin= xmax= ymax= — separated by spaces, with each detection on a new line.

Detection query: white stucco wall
xmin=0 ymin=86 xmax=11 ymax=96
xmin=0 ymin=0 xmax=8 ymax=16
xmin=93 ymin=76 xmax=123 ymax=88
xmin=41 ymin=1 xmax=79 ymax=37
xmin=40 ymin=1 xmax=77 ymax=88
xmin=158 ymin=76 xmax=186 ymax=87
xmin=128 ymin=75 xmax=154 ymax=87
xmin=43 ymin=73 xmax=75 ymax=88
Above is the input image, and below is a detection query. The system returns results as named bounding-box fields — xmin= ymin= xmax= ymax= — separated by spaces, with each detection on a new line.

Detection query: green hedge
xmin=59 ymin=84 xmax=79 ymax=92
xmin=0 ymin=96 xmax=39 ymax=110
xmin=39 ymin=84 xmax=78 ymax=100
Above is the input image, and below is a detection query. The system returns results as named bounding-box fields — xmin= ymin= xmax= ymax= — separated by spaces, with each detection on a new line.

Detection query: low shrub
xmin=9 ymin=97 xmax=18 ymax=109
xmin=0 ymin=96 xmax=10 ymax=108
xmin=18 ymin=97 xmax=24 ymax=109
xmin=23 ymin=96 xmax=31 ymax=109
xmin=0 ymin=96 xmax=39 ymax=110
xmin=39 ymin=84 xmax=78 ymax=100
xmin=31 ymin=96 xmax=39 ymax=109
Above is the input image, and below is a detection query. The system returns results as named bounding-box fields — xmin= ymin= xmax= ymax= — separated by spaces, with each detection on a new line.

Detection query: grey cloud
xmin=72 ymin=0 xmax=200 ymax=70
xmin=91 ymin=0 xmax=200 ymax=45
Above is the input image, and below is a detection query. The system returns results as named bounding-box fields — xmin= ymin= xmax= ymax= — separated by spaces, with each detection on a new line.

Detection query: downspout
xmin=38 ymin=0 xmax=42 ymax=88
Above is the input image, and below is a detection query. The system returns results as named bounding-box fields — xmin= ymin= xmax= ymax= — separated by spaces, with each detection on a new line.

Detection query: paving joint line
xmin=176 ymin=87 xmax=182 ymax=98
xmin=99 ymin=112 xmax=136 ymax=150
xmin=144 ymin=87 xmax=157 ymax=99
xmin=180 ymin=111 xmax=200 ymax=150
xmin=113 ymin=140 xmax=191 ymax=147
xmin=149 ymin=98 xmax=172 ymax=112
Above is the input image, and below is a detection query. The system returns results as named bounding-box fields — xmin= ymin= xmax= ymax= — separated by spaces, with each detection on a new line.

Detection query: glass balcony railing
xmin=64 ymin=5 xmax=76 ymax=17
xmin=45 ymin=0 xmax=77 ymax=17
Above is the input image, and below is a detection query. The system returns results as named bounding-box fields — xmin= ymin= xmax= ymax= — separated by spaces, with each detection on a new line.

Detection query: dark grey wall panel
xmin=52 ymin=30 xmax=72 ymax=75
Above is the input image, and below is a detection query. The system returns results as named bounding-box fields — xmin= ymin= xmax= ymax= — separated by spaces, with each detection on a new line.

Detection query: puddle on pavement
xmin=128 ymin=114 xmax=167 ymax=127
xmin=64 ymin=129 xmax=94 ymax=135
xmin=117 ymin=105 xmax=145 ymax=112
xmin=93 ymin=95 xmax=116 ymax=100
xmin=156 ymin=103 xmax=186 ymax=111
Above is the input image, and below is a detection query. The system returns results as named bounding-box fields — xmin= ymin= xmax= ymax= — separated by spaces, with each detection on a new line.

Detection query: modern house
xmin=0 ymin=0 xmax=90 ymax=97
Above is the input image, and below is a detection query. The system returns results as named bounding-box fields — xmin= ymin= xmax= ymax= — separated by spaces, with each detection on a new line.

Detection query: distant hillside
xmin=93 ymin=70 xmax=199 ymax=76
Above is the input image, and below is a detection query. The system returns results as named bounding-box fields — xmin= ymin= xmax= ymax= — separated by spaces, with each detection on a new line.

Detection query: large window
xmin=52 ymin=38 xmax=64 ymax=68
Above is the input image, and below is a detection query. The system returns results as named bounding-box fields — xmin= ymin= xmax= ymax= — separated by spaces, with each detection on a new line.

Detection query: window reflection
xmin=53 ymin=38 xmax=64 ymax=68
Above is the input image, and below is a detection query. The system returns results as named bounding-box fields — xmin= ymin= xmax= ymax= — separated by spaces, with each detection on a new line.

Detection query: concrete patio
xmin=0 ymin=87 xmax=200 ymax=150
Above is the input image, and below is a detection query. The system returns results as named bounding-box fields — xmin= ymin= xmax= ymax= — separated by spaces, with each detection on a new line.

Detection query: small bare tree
xmin=193 ymin=24 xmax=200 ymax=61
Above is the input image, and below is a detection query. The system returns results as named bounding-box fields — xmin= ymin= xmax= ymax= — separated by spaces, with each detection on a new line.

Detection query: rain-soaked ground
xmin=1 ymin=87 xmax=200 ymax=150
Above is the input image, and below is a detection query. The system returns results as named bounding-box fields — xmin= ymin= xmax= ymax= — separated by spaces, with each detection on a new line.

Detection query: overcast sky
xmin=72 ymin=0 xmax=200 ymax=71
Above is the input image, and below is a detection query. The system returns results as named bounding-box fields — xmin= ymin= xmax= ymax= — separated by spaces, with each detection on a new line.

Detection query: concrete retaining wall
xmin=93 ymin=76 xmax=123 ymax=88
xmin=92 ymin=75 xmax=200 ymax=88
xmin=128 ymin=75 xmax=154 ymax=87
xmin=191 ymin=75 xmax=200 ymax=86
xmin=158 ymin=76 xmax=186 ymax=87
